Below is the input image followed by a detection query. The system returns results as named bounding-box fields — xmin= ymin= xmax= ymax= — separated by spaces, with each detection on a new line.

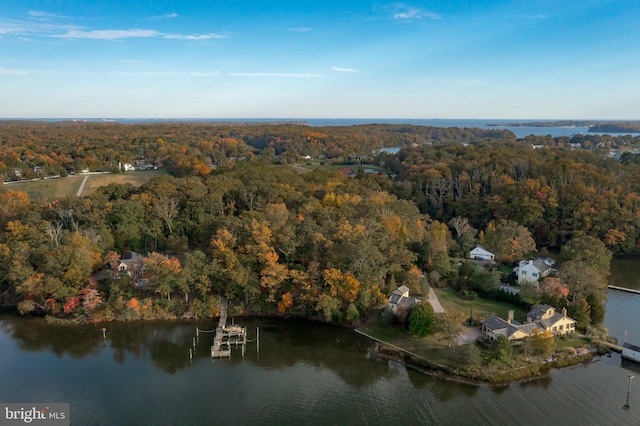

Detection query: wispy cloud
xmin=1 ymin=12 xmax=226 ymax=41
xmin=52 ymin=29 xmax=229 ymax=41
xmin=332 ymin=67 xmax=358 ymax=73
xmin=286 ymin=27 xmax=312 ymax=32
xmin=422 ymin=77 xmax=488 ymax=86
xmin=155 ymin=12 xmax=178 ymax=19
xmin=54 ymin=29 xmax=160 ymax=40
xmin=515 ymin=14 xmax=547 ymax=19
xmin=228 ymin=72 xmax=325 ymax=78
xmin=108 ymin=70 xmax=219 ymax=77
xmin=0 ymin=66 xmax=30 ymax=76
xmin=0 ymin=18 xmax=79 ymax=36
xmin=190 ymin=71 xmax=219 ymax=77
xmin=392 ymin=5 xmax=441 ymax=21
xmin=28 ymin=11 xmax=69 ymax=19
xmin=164 ymin=33 xmax=229 ymax=40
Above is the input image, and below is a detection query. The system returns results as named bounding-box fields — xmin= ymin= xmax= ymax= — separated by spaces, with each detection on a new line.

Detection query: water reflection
xmin=0 ymin=315 xmax=401 ymax=388
xmin=0 ymin=317 xmax=103 ymax=358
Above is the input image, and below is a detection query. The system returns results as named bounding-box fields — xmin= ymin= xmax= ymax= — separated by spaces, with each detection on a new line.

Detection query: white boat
xmin=622 ymin=342 xmax=640 ymax=364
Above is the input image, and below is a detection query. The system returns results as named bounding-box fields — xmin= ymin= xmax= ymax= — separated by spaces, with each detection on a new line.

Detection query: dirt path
xmin=428 ymin=285 xmax=445 ymax=313
xmin=76 ymin=175 xmax=89 ymax=196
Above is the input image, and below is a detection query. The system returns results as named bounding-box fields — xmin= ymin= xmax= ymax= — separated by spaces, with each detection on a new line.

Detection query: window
xmin=532 ymin=272 xmax=538 ymax=277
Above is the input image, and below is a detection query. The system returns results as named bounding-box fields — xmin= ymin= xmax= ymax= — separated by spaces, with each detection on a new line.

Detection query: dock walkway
xmin=608 ymin=285 xmax=640 ymax=295
xmin=211 ymin=297 xmax=246 ymax=358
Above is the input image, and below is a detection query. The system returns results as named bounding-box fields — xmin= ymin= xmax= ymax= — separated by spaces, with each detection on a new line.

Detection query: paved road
xmin=76 ymin=175 xmax=89 ymax=196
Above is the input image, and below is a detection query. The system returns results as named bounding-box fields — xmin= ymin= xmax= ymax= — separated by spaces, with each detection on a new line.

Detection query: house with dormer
xmin=481 ymin=304 xmax=576 ymax=342
xmin=387 ymin=285 xmax=420 ymax=320
xmin=116 ymin=251 xmax=145 ymax=284
xmin=513 ymin=257 xmax=557 ymax=285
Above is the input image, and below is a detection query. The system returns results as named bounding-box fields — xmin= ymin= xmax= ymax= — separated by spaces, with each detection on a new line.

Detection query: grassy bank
xmin=357 ymin=305 xmax=597 ymax=386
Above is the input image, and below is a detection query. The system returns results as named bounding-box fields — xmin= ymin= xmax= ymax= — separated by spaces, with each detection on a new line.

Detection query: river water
xmin=2 ymin=267 xmax=640 ymax=425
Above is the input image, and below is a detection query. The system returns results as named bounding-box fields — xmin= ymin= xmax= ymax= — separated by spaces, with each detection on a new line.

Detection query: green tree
xmin=559 ymin=260 xmax=607 ymax=303
xmin=483 ymin=219 xmax=536 ymax=262
xmin=436 ymin=308 xmax=466 ymax=348
xmin=561 ymin=235 xmax=612 ymax=279
xmin=530 ymin=329 xmax=555 ymax=356
xmin=463 ymin=343 xmax=482 ymax=368
xmin=491 ymin=335 xmax=513 ymax=363
xmin=570 ymin=298 xmax=592 ymax=328
xmin=407 ymin=302 xmax=436 ymax=337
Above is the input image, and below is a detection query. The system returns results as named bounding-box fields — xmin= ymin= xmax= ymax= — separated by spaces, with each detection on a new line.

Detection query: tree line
xmin=0 ymin=121 xmax=631 ymax=326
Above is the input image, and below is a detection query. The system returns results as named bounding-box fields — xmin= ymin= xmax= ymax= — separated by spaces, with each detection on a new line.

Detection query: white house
xmin=513 ymin=257 xmax=556 ymax=285
xmin=469 ymin=245 xmax=495 ymax=261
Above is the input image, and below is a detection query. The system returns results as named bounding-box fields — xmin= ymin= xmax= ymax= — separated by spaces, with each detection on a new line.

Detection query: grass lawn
xmin=81 ymin=170 xmax=166 ymax=195
xmin=433 ymin=287 xmax=528 ymax=323
xmin=291 ymin=161 xmax=388 ymax=174
xmin=4 ymin=177 xmax=83 ymax=202
xmin=357 ymin=310 xmax=466 ymax=367
xmin=3 ymin=170 xmax=166 ymax=202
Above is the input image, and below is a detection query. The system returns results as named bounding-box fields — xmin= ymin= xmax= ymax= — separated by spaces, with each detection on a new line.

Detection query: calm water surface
xmin=2 ymin=284 xmax=640 ymax=425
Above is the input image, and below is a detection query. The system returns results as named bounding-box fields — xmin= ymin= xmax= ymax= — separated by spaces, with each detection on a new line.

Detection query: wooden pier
xmin=211 ymin=297 xmax=247 ymax=358
xmin=608 ymin=285 xmax=640 ymax=295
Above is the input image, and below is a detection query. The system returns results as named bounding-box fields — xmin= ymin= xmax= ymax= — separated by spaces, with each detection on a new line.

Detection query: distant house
xmin=513 ymin=257 xmax=556 ymax=285
xmin=117 ymin=251 xmax=145 ymax=284
xmin=387 ymin=285 xmax=420 ymax=319
xmin=469 ymin=245 xmax=495 ymax=261
xmin=119 ymin=162 xmax=135 ymax=172
xmin=481 ymin=304 xmax=576 ymax=342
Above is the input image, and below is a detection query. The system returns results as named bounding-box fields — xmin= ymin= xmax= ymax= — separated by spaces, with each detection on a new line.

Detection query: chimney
xmin=562 ymin=307 xmax=567 ymax=317
xmin=507 ymin=310 xmax=514 ymax=325
xmin=527 ymin=316 xmax=532 ymax=323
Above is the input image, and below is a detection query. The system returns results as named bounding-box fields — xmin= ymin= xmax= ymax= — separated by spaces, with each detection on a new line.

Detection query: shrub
xmin=407 ymin=303 xmax=436 ymax=337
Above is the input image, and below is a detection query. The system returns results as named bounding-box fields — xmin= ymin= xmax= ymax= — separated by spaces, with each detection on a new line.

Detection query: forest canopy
xmin=0 ymin=121 xmax=635 ymax=323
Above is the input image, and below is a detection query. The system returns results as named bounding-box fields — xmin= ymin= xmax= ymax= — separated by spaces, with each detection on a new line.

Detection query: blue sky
xmin=1 ymin=1 xmax=639 ymax=119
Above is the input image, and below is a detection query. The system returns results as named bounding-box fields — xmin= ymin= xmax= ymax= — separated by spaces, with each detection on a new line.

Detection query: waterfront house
xmin=469 ymin=245 xmax=495 ymax=261
xmin=481 ymin=304 xmax=576 ymax=342
xmin=117 ymin=251 xmax=145 ymax=284
xmin=513 ymin=257 xmax=556 ymax=285
xmin=387 ymin=285 xmax=420 ymax=320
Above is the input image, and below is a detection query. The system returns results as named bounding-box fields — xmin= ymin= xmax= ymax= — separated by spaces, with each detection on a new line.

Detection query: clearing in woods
xmin=3 ymin=170 xmax=166 ymax=202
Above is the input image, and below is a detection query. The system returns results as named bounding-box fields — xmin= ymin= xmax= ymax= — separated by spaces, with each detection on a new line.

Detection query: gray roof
xmin=389 ymin=293 xmax=402 ymax=304
xmin=528 ymin=304 xmax=554 ymax=320
xmin=532 ymin=258 xmax=555 ymax=273
xmin=482 ymin=314 xmax=523 ymax=339
xmin=398 ymin=296 xmax=420 ymax=308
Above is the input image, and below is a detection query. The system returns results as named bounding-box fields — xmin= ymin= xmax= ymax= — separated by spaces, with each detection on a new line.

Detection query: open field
xmin=433 ymin=287 xmax=528 ymax=323
xmin=2 ymin=170 xmax=166 ymax=202
xmin=80 ymin=170 xmax=165 ymax=194
xmin=291 ymin=160 xmax=388 ymax=174
xmin=3 ymin=177 xmax=83 ymax=202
